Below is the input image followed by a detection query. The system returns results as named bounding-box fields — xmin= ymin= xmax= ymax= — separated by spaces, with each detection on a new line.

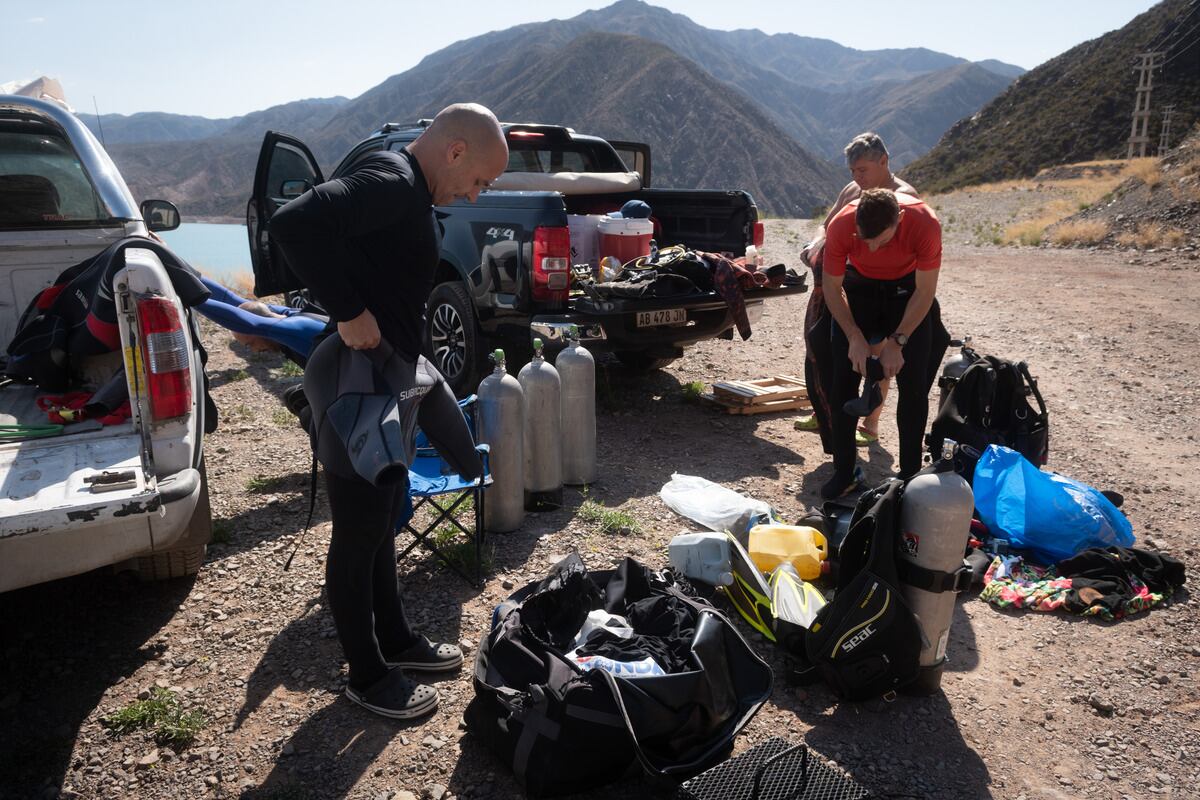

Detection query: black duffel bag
xmin=465 ymin=554 xmax=773 ymax=797
xmin=927 ymin=353 xmax=1049 ymax=481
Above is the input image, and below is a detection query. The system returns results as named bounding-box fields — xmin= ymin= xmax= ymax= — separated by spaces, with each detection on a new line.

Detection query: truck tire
xmin=135 ymin=463 xmax=212 ymax=582
xmin=615 ymin=351 xmax=678 ymax=373
xmin=135 ymin=546 xmax=206 ymax=581
xmin=425 ymin=281 xmax=484 ymax=396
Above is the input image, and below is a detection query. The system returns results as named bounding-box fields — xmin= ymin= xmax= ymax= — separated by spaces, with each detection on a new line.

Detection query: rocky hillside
xmin=411 ymin=0 xmax=1021 ymax=165
xmin=1051 ymin=122 xmax=1200 ymax=248
xmin=82 ymin=0 xmax=1024 ymax=218
xmin=81 ymin=97 xmax=348 ymax=145
xmin=820 ymin=63 xmax=1014 ymax=167
xmin=904 ymin=0 xmax=1200 ymax=193
xmin=306 ymin=31 xmax=842 ymax=217
xmin=106 ymin=31 xmax=849 ymax=219
xmin=82 ymin=112 xmax=234 ymax=145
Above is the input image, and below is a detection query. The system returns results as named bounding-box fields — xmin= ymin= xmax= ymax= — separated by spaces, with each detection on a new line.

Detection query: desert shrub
xmin=1003 ymin=218 xmax=1050 ymax=246
xmin=1050 ymin=220 xmax=1109 ymax=246
xmin=1116 ymin=223 xmax=1187 ymax=249
xmin=1126 ymin=157 xmax=1163 ymax=188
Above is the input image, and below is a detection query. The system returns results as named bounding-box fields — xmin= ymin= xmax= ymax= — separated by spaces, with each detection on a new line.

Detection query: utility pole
xmin=1158 ymin=104 xmax=1177 ymax=156
xmin=1126 ymin=51 xmax=1164 ymax=159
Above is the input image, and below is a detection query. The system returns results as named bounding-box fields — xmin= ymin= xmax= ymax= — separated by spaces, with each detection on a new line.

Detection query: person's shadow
xmin=785 ymin=684 xmax=992 ymax=799
xmin=232 ymin=598 xmax=416 ymax=800
xmin=0 ymin=571 xmax=195 ymax=796
xmin=234 ymin=555 xmax=475 ymax=799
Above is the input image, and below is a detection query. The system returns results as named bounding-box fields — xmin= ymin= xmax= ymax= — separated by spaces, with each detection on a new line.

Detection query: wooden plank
xmin=701 ymin=392 xmax=811 ymax=416
xmin=713 ymin=375 xmax=807 ymax=405
xmin=713 ymin=375 xmax=805 ymax=395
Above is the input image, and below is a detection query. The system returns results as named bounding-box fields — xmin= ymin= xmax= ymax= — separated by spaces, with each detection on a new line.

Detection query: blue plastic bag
xmin=973 ymin=445 xmax=1134 ymax=563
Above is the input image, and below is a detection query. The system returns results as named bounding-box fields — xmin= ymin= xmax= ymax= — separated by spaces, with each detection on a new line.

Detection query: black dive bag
xmin=465 ymin=555 xmax=772 ymax=797
xmin=927 ymin=353 xmax=1048 ymax=481
xmin=790 ymin=479 xmax=922 ymax=701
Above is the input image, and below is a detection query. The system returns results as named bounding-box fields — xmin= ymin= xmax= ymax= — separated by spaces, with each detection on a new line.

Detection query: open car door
xmin=246 ymin=131 xmax=324 ymax=297
xmin=608 ymin=140 xmax=652 ymax=188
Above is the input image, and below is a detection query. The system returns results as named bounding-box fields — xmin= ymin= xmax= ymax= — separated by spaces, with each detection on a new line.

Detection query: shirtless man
xmin=796 ymin=133 xmax=917 ymax=453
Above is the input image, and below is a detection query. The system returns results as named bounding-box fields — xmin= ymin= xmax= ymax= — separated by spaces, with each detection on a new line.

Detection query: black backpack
xmin=465 ymin=555 xmax=773 ymax=797
xmin=927 ymin=353 xmax=1048 ymax=482
xmin=789 ymin=479 xmax=922 ymax=701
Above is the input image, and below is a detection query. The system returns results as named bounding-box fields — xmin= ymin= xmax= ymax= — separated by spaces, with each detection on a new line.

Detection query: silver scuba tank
xmin=898 ymin=439 xmax=975 ymax=693
xmin=938 ymin=336 xmax=975 ymax=410
xmin=518 ymin=338 xmax=563 ymax=511
xmin=556 ymin=326 xmax=596 ymax=485
xmin=477 ymin=349 xmax=525 ymax=533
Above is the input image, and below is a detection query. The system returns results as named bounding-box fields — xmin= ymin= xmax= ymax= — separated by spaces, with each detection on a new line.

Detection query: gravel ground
xmin=2 ymin=219 xmax=1198 ymax=800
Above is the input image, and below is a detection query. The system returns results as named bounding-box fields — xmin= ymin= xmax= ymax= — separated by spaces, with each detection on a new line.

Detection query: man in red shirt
xmin=819 ymin=188 xmax=942 ymax=498
xmin=798 ymin=133 xmax=918 ymax=451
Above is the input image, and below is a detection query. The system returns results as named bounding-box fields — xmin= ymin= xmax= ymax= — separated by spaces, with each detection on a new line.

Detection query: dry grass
xmin=1000 ymin=199 xmax=1078 ymax=246
xmin=1002 ymin=219 xmax=1048 ymax=246
xmin=967 ymin=178 xmax=1039 ymax=194
xmin=201 ymin=270 xmax=257 ymax=298
xmin=1050 ymin=219 xmax=1109 ymax=246
xmin=1115 ymin=223 xmax=1188 ymax=249
xmin=964 ymin=159 xmax=1155 ymax=204
xmin=1125 ymin=157 xmax=1163 ymax=188
xmin=959 ymin=159 xmax=1176 ymax=247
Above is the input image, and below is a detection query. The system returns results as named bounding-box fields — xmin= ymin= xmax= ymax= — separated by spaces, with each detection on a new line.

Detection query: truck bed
xmin=0 ymin=381 xmax=153 ymax=537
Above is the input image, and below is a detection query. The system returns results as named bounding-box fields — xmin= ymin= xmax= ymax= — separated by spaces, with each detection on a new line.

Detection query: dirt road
xmin=3 ymin=224 xmax=1197 ymax=800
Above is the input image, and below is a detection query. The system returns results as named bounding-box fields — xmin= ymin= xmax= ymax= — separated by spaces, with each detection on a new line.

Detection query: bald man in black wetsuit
xmin=271 ymin=103 xmax=508 ymax=720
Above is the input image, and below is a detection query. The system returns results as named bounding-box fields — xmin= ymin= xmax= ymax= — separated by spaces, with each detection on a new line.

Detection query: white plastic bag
xmin=659 ymin=473 xmax=773 ymax=536
xmin=569 ymin=609 xmax=634 ymax=650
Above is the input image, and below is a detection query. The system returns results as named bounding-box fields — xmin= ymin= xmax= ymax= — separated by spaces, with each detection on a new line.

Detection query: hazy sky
xmin=3 ymin=0 xmax=1162 ymax=118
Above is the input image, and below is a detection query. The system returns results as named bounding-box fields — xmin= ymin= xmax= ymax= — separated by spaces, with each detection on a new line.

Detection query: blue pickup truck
xmin=247 ymin=122 xmax=804 ymax=394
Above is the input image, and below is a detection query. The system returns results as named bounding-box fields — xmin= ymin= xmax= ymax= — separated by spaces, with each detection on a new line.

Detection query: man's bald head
xmin=425 ymin=103 xmax=504 ymax=149
xmin=410 ymin=103 xmax=508 ymax=205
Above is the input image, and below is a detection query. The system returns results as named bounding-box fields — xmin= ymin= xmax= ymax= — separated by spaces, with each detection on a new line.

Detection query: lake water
xmin=159 ymin=223 xmax=253 ymax=284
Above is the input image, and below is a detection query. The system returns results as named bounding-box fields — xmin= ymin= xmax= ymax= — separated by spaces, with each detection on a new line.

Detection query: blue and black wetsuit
xmin=195 ymin=277 xmax=326 ymax=362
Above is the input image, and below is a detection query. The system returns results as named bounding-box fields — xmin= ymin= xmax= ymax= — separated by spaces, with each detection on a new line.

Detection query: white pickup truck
xmin=0 ymin=95 xmax=212 ymax=592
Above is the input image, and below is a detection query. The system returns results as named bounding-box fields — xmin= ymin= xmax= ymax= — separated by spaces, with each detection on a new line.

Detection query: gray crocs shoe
xmin=345 ymin=668 xmax=438 ymax=719
xmin=384 ymin=635 xmax=464 ymax=673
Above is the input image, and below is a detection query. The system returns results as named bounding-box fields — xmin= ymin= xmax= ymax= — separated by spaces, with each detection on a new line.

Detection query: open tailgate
xmin=0 ymin=434 xmax=159 ymax=539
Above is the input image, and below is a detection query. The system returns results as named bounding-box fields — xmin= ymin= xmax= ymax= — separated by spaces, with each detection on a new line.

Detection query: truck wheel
xmin=135 ymin=463 xmax=211 ymax=581
xmin=425 ymin=282 xmax=484 ymax=396
xmin=135 ymin=546 xmax=206 ymax=581
xmin=615 ymin=351 xmax=678 ymax=373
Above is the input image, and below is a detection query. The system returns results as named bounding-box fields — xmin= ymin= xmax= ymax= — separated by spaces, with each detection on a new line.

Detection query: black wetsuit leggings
xmin=830 ymin=270 xmax=933 ymax=479
xmin=324 ymin=469 xmax=417 ymax=690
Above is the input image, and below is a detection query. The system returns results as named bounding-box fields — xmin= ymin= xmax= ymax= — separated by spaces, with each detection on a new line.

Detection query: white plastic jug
xmin=668 ymin=531 xmax=734 ymax=586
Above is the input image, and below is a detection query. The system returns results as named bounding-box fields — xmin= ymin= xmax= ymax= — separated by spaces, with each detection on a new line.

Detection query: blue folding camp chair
xmin=395 ymin=395 xmax=492 ymax=587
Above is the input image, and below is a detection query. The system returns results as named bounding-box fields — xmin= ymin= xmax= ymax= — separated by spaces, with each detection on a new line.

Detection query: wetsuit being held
xmin=269 ymin=103 xmax=508 ymax=720
xmin=821 ymin=189 xmax=942 ymax=498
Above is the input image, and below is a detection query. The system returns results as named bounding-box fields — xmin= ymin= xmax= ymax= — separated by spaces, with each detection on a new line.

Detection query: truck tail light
xmin=532 ymin=226 xmax=570 ymax=303
xmin=752 ymin=220 xmax=765 ymax=249
xmin=137 ymin=297 xmax=192 ymax=421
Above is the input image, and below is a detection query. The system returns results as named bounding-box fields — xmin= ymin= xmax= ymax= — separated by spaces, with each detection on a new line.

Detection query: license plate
xmin=636 ymin=308 xmax=687 ymax=328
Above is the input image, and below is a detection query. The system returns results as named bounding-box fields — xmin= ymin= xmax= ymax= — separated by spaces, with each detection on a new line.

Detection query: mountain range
xmin=904 ymin=0 xmax=1200 ymax=192
xmin=80 ymin=0 xmax=1026 ymax=218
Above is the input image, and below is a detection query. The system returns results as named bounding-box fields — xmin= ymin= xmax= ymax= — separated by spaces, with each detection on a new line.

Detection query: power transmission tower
xmin=1126 ymin=51 xmax=1164 ymax=159
xmin=1158 ymin=104 xmax=1176 ymax=156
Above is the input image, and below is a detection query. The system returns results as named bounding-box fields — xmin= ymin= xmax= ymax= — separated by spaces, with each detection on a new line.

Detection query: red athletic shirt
xmin=823 ymin=194 xmax=941 ymax=280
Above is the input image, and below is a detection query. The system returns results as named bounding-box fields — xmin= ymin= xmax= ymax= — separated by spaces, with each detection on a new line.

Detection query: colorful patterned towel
xmin=980 ymin=555 xmax=1167 ymax=620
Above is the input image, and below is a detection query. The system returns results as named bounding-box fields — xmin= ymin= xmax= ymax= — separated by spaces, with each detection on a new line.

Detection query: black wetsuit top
xmin=269 ymin=149 xmax=441 ymax=360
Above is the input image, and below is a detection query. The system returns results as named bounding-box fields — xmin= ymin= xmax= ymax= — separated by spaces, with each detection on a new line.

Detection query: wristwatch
xmin=889 ymin=332 xmax=909 ymax=347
